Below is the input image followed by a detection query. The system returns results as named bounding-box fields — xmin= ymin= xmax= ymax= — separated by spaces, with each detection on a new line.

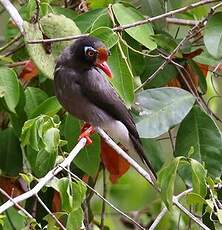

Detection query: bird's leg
xmin=79 ymin=123 xmax=95 ymax=145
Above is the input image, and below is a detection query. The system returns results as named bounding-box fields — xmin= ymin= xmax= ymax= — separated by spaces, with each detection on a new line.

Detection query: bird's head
xmin=69 ymin=36 xmax=112 ymax=79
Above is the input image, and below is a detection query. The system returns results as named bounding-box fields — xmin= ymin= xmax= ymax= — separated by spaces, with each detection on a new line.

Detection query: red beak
xmin=96 ymin=61 xmax=112 ymax=79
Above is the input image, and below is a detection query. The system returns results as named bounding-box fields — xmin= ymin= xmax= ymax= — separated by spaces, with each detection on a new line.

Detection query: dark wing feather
xmin=80 ymin=68 xmax=156 ymax=178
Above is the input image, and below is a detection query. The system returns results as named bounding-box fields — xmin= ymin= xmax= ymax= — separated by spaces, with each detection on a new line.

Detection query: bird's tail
xmin=129 ymin=134 xmax=157 ymax=185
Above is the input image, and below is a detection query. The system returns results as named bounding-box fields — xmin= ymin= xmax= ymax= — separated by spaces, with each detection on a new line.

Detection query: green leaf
xmin=40 ymin=13 xmax=81 ymax=57
xmin=43 ymin=127 xmax=60 ymax=153
xmin=51 ymin=7 xmax=78 ymax=21
xmin=108 ymin=44 xmax=134 ymax=105
xmin=51 ymin=178 xmax=86 ymax=212
xmin=158 ymin=157 xmax=181 ymax=209
xmin=141 ymin=57 xmax=178 ymax=88
xmin=112 ymin=3 xmax=157 ymax=50
xmin=88 ymin=0 xmax=114 ymax=9
xmin=90 ymin=27 xmax=118 ymax=49
xmin=63 ymin=114 xmax=100 ymax=176
xmin=186 ymin=192 xmax=206 ymax=205
xmin=175 ymin=106 xmax=222 ymax=177
xmin=191 ymin=159 xmax=207 ymax=197
xmin=150 ymin=33 xmax=180 ymax=55
xmin=204 ymin=12 xmax=222 ymax=59
xmin=91 ymin=11 xmax=112 ymax=30
xmin=66 ymin=208 xmax=83 ymax=230
xmin=24 ymin=14 xmax=81 ymax=79
xmin=24 ymin=87 xmax=48 ymax=118
xmin=0 ymin=67 xmax=20 ymax=113
xmin=24 ymin=22 xmax=55 ymax=79
xmin=75 ymin=9 xmax=105 ymax=32
xmin=30 ymin=96 xmax=62 ymax=118
xmin=188 ymin=60 xmax=207 ymax=94
xmin=135 ymin=87 xmax=195 ymax=138
xmin=141 ymin=138 xmax=164 ymax=171
xmin=0 ymin=127 xmax=23 ymax=175
xmin=35 ymin=149 xmax=57 ymax=177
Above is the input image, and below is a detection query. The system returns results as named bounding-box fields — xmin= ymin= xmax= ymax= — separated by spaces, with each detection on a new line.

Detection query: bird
xmin=54 ymin=36 xmax=156 ymax=184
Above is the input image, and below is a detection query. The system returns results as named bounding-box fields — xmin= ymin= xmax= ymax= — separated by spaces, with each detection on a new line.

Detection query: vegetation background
xmin=0 ymin=0 xmax=222 ymax=229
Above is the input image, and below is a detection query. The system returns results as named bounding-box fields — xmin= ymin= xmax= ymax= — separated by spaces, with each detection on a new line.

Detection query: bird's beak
xmin=96 ymin=61 xmax=112 ymax=79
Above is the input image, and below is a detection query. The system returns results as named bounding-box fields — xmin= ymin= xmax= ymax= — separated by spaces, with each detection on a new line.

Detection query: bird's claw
xmin=79 ymin=123 xmax=94 ymax=145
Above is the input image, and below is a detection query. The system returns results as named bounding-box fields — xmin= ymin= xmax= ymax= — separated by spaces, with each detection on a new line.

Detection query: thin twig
xmin=149 ymin=188 xmax=192 ymax=230
xmin=0 ymin=34 xmax=22 ymax=53
xmin=61 ymin=166 xmax=146 ymax=230
xmin=0 ymin=188 xmax=33 ymax=219
xmin=35 ymin=194 xmax=66 ymax=230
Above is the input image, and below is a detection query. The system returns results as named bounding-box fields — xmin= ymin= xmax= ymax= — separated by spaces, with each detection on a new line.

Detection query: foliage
xmin=0 ymin=0 xmax=222 ymax=229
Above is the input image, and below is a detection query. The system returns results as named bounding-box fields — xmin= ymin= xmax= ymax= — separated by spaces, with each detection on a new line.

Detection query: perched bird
xmin=54 ymin=36 xmax=156 ymax=183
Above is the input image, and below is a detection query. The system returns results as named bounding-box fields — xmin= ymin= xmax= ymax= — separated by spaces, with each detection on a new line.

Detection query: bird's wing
xmin=80 ymin=68 xmax=139 ymax=141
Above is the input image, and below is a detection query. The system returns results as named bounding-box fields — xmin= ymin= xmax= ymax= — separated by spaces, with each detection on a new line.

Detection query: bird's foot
xmin=79 ymin=123 xmax=95 ymax=145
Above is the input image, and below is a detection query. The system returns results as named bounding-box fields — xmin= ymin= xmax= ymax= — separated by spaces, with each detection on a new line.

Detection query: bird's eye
xmin=84 ymin=46 xmax=97 ymax=57
xmin=87 ymin=50 xmax=95 ymax=56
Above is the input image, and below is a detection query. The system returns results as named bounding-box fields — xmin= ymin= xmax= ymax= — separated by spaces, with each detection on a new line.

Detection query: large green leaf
xmin=40 ymin=13 xmax=81 ymax=57
xmin=175 ymin=106 xmax=222 ymax=178
xmin=0 ymin=67 xmax=20 ymax=113
xmin=135 ymin=87 xmax=195 ymax=138
xmin=24 ymin=14 xmax=81 ymax=79
xmin=158 ymin=157 xmax=181 ymax=209
xmin=112 ymin=3 xmax=157 ymax=50
xmin=63 ymin=114 xmax=100 ymax=176
xmin=30 ymin=96 xmax=62 ymax=118
xmin=24 ymin=22 xmax=55 ymax=79
xmin=24 ymin=87 xmax=48 ymax=118
xmin=204 ymin=12 xmax=222 ymax=59
xmin=108 ymin=44 xmax=134 ymax=105
xmin=0 ymin=127 xmax=23 ymax=176
xmin=90 ymin=27 xmax=118 ymax=49
xmin=75 ymin=9 xmax=105 ymax=32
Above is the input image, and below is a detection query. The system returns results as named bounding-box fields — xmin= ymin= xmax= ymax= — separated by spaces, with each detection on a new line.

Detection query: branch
xmin=0 ymin=0 xmax=25 ymax=34
xmin=0 ymin=138 xmax=87 ymax=213
xmin=113 ymin=0 xmax=219 ymax=31
xmin=26 ymin=0 xmax=220 ymax=44
xmin=166 ymin=17 xmax=200 ymax=26
xmin=149 ymin=189 xmax=192 ymax=230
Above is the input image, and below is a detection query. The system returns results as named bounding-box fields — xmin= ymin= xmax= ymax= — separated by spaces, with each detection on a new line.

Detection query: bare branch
xmin=166 ymin=18 xmax=200 ymax=26
xmin=26 ymin=0 xmax=220 ymax=44
xmin=0 ymin=0 xmax=24 ymax=34
xmin=35 ymin=194 xmax=66 ymax=230
xmin=0 ymin=188 xmax=33 ymax=219
xmin=113 ymin=0 xmax=219 ymax=31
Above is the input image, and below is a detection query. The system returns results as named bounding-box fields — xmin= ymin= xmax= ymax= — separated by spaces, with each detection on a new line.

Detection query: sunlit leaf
xmin=204 ymin=12 xmax=222 ymax=59
xmin=112 ymin=3 xmax=157 ymax=50
xmin=135 ymin=87 xmax=195 ymax=138
xmin=191 ymin=159 xmax=207 ymax=197
xmin=108 ymin=43 xmax=134 ymax=105
xmin=158 ymin=157 xmax=182 ymax=209
xmin=90 ymin=27 xmax=118 ymax=49
xmin=66 ymin=208 xmax=83 ymax=230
